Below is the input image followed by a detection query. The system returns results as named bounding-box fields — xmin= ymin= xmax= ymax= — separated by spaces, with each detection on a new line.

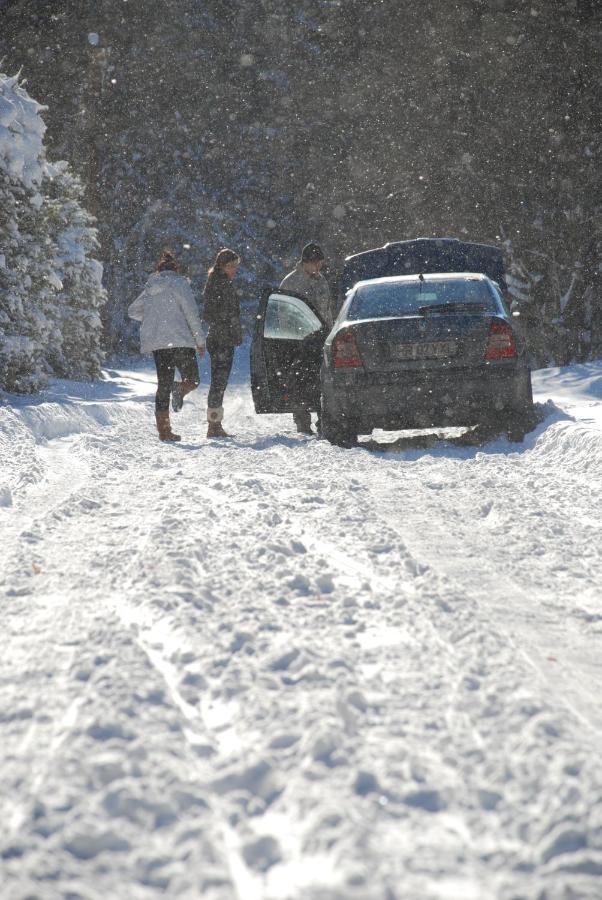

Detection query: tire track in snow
xmin=108 ymin=597 xmax=267 ymax=900
xmin=364 ymin=453 xmax=602 ymax=737
xmin=218 ymin=435 xmax=602 ymax=894
xmin=0 ymin=435 xmax=93 ymax=595
xmin=94 ymin=453 xmax=428 ymax=896
xmin=123 ymin=458 xmax=524 ymax=894
xmin=1 ymin=421 xmax=358 ymax=897
xmin=2 ymin=628 xmax=88 ymax=840
xmin=343 ymin=433 xmax=602 ymax=890
xmin=1 ymin=428 xmax=244 ymax=897
xmin=4 ymin=385 xmax=602 ymax=898
xmin=116 ymin=509 xmax=384 ymax=895
xmin=114 ymin=597 xmax=349 ymax=899
xmin=104 ymin=482 xmax=375 ymax=896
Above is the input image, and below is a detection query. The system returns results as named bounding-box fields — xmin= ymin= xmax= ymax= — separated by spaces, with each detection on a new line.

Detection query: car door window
xmin=264 ymin=293 xmax=322 ymax=341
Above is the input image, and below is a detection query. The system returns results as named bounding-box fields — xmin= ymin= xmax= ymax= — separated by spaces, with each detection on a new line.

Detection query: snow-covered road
xmin=1 ymin=360 xmax=601 ymax=900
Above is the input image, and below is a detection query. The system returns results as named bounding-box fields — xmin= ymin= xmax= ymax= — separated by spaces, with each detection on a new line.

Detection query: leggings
xmin=152 ymin=347 xmax=199 ymax=412
xmin=207 ymin=343 xmax=235 ymax=409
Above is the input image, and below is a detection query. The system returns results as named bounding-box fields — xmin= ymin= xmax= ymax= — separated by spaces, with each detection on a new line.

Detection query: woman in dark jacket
xmin=202 ymin=248 xmax=242 ymax=438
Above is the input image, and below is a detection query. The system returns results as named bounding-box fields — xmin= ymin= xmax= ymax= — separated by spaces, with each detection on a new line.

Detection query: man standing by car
xmin=280 ymin=242 xmax=334 ymax=435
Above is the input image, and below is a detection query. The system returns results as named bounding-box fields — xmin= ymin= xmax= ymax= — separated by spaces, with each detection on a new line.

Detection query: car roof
xmin=352 ymin=272 xmax=491 ymax=290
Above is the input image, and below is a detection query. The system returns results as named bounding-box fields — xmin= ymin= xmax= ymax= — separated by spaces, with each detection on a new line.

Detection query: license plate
xmin=391 ymin=341 xmax=456 ymax=360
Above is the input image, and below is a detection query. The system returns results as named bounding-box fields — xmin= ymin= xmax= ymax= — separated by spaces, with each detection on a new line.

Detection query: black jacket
xmin=202 ymin=272 xmax=242 ymax=348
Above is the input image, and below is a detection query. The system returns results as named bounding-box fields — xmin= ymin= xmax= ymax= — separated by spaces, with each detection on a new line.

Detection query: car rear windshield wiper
xmin=418 ymin=302 xmax=490 ymax=315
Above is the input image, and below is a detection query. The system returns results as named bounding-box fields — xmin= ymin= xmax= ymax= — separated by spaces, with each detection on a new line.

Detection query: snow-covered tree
xmin=0 ymin=72 xmax=106 ymax=393
xmin=0 ymin=74 xmax=55 ymax=391
xmin=43 ymin=165 xmax=106 ymax=380
xmin=0 ymin=168 xmax=47 ymax=392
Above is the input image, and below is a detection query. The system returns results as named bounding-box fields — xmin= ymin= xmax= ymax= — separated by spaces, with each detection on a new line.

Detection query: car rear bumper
xmin=322 ymin=364 xmax=531 ymax=430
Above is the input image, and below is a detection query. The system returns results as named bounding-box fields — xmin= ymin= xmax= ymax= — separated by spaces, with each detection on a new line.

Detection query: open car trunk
xmin=341 ymin=238 xmax=507 ymax=302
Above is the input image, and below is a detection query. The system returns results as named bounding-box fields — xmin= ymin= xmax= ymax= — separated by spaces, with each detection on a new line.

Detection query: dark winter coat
xmin=202 ymin=271 xmax=242 ymax=349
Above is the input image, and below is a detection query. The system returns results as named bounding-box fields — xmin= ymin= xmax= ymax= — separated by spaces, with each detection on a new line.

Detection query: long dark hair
xmin=207 ymin=248 xmax=240 ymax=278
xmin=156 ymin=249 xmax=179 ymax=273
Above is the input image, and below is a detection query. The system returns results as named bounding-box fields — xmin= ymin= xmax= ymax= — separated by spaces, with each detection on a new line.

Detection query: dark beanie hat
xmin=301 ymin=242 xmax=325 ymax=262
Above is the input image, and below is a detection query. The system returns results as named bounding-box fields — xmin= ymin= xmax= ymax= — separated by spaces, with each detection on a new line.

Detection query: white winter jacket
xmin=128 ymin=271 xmax=206 ymax=353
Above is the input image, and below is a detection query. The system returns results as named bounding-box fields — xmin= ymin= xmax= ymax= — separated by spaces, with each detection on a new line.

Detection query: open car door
xmin=251 ymin=290 xmax=329 ymax=414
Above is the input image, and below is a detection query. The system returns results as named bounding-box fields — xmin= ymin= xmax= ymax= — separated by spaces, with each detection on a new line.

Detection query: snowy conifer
xmin=0 ymin=75 xmax=55 ymax=391
xmin=0 ymin=72 xmax=106 ymax=392
xmin=43 ymin=165 xmax=106 ymax=380
xmin=0 ymin=168 xmax=47 ymax=391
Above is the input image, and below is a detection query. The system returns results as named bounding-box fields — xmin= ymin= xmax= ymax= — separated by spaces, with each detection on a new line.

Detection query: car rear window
xmin=347 ymin=279 xmax=497 ymax=320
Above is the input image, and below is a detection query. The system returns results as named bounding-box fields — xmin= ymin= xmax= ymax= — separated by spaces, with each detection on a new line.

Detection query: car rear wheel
xmin=320 ymin=404 xmax=358 ymax=448
xmin=505 ymin=414 xmax=530 ymax=443
xmin=504 ymin=374 xmax=536 ymax=442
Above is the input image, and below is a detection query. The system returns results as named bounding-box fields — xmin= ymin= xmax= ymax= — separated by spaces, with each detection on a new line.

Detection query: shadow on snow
xmin=173 ymin=402 xmax=570 ymax=461
xmin=361 ymin=401 xmax=570 ymax=460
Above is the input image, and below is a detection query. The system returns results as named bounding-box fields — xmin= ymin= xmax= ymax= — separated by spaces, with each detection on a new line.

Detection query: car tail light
xmin=332 ymin=329 xmax=363 ymax=368
xmin=484 ymin=318 xmax=517 ymax=360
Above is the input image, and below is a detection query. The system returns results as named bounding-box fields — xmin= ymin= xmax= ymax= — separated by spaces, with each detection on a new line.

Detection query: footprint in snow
xmin=316 ymin=572 xmax=335 ymax=594
xmin=287 ymin=573 xmax=311 ymax=594
xmin=402 ymin=788 xmax=445 ymax=813
xmin=268 ymin=733 xmax=300 ymax=750
xmin=268 ymin=647 xmax=300 ymax=672
xmin=540 ymin=827 xmax=588 ymax=863
xmin=242 ymin=835 xmax=282 ymax=872
xmin=478 ymin=789 xmax=502 ymax=810
xmin=211 ymin=759 xmax=282 ymax=805
xmin=354 ymin=770 xmax=380 ymax=796
xmin=64 ymin=829 xmax=130 ymax=860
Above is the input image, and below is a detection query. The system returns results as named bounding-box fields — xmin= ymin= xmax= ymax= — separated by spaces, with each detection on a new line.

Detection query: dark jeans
xmin=207 ymin=342 xmax=235 ymax=409
xmin=293 ymin=408 xmax=320 ymax=433
xmin=153 ymin=347 xmax=199 ymax=412
xmin=293 ymin=409 xmax=312 ymax=431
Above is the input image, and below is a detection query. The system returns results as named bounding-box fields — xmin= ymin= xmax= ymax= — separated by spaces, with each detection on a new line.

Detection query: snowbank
xmin=0 ymin=366 xmax=153 ymax=502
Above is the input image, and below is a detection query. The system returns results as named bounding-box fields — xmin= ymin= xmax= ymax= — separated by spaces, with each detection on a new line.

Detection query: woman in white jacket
xmin=128 ymin=250 xmax=206 ymax=442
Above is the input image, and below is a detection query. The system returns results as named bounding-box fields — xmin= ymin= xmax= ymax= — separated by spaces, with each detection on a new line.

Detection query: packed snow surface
xmin=1 ymin=358 xmax=601 ymax=900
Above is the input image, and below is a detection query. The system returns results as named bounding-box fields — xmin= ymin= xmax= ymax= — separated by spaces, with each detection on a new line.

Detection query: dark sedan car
xmin=320 ymin=272 xmax=534 ymax=445
xmin=251 ymin=244 xmax=534 ymax=447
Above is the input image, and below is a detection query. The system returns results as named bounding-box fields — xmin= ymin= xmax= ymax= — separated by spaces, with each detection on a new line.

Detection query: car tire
xmin=505 ymin=374 xmax=536 ymax=442
xmin=321 ymin=405 xmax=358 ymax=448
xmin=506 ymin=418 xmax=528 ymax=443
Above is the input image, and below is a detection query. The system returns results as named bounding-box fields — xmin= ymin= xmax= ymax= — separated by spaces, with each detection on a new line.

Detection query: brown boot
xmin=155 ymin=410 xmax=181 ymax=442
xmin=207 ymin=406 xmax=231 ymax=438
xmin=207 ymin=421 xmax=230 ymax=439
